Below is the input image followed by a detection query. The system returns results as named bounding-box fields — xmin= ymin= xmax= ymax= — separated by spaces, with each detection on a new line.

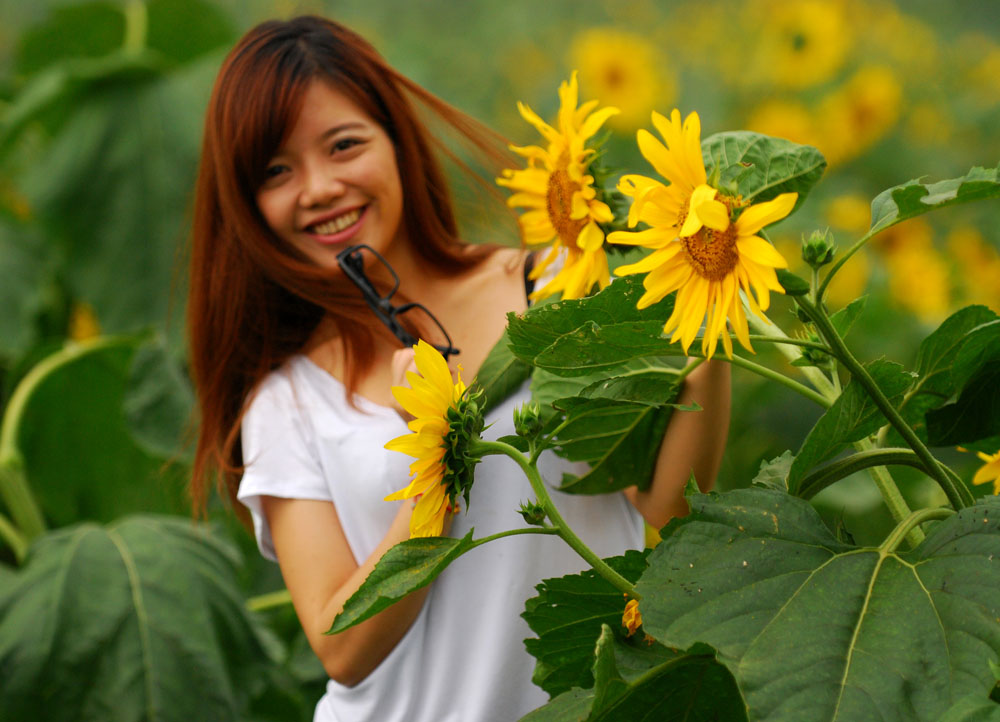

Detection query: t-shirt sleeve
xmin=237 ymin=370 xmax=331 ymax=561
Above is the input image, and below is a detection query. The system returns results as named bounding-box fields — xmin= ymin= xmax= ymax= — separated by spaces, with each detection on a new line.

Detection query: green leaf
xmin=701 ymin=131 xmax=826 ymax=204
xmin=146 ymin=0 xmax=235 ymax=66
xmin=20 ymin=56 xmax=216 ymax=334
xmin=927 ymin=362 xmax=1000 ymax=447
xmin=776 ymin=269 xmax=810 ymax=296
xmin=521 ymin=638 xmax=747 ymax=722
xmin=828 ymin=296 xmax=867 ymax=339
xmin=577 ymin=360 xmax=683 ymax=406
xmin=13 ymin=338 xmax=189 ymax=525
xmin=475 ymin=328 xmax=531 ymax=415
xmin=330 ymin=530 xmax=476 ymax=633
xmin=940 ymin=695 xmax=1000 ymax=722
xmin=122 ymin=335 xmax=196 ymax=459
xmin=636 ymin=489 xmax=1000 ymax=722
xmin=0 ymin=516 xmax=278 ymax=721
xmin=870 ymin=165 xmax=1000 ymax=235
xmin=787 ymin=359 xmax=913 ymax=492
xmin=15 ymin=2 xmax=126 ymax=77
xmin=507 ymin=275 xmax=678 ymax=376
xmin=752 ymin=451 xmax=793 ymax=492
xmin=894 ymin=307 xmax=1000 ymax=445
xmin=550 ymin=398 xmax=671 ymax=494
xmin=0 ymin=221 xmax=48 ymax=360
xmin=522 ymin=549 xmax=648 ymax=697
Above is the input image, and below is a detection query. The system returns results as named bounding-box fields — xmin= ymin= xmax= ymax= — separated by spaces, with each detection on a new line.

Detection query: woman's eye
xmin=332 ymin=137 xmax=362 ymax=153
xmin=264 ymin=164 xmax=288 ymax=179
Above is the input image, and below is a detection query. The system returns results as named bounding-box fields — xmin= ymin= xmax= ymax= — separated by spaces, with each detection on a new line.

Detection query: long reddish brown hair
xmin=188 ymin=16 xmax=513 ymax=517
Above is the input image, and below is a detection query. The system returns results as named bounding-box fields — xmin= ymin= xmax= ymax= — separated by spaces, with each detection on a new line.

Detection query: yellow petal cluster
xmin=497 ymin=72 xmax=619 ymax=301
xmin=608 ymin=109 xmax=796 ymax=359
xmin=384 ymin=340 xmax=467 ymax=538
xmin=972 ymin=450 xmax=1000 ymax=496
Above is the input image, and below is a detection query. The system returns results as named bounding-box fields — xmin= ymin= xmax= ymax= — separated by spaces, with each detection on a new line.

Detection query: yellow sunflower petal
xmin=735 ymin=192 xmax=798 ymax=236
xmin=736 ymin=235 xmax=789 ymax=268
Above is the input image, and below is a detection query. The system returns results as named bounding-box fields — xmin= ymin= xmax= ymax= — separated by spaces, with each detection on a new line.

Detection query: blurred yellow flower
xmin=862 ymin=2 xmax=939 ymax=77
xmin=825 ymin=248 xmax=871 ymax=309
xmin=948 ymin=226 xmax=1000 ymax=312
xmin=69 ymin=303 xmax=101 ymax=341
xmin=972 ymin=450 xmax=1000 ymax=496
xmin=608 ymin=109 xmax=796 ymax=359
xmin=817 ymin=66 xmax=902 ymax=165
xmin=746 ymin=99 xmax=822 ymax=149
xmin=904 ymin=102 xmax=953 ymax=147
xmin=497 ymin=72 xmax=619 ymax=300
xmin=884 ymin=244 xmax=951 ymax=323
xmin=871 ymin=217 xmax=933 ymax=256
xmin=744 ymin=0 xmax=852 ymax=89
xmin=825 ymin=194 xmax=871 ymax=236
xmin=568 ymin=27 xmax=675 ymax=132
xmin=958 ymin=32 xmax=1000 ymax=107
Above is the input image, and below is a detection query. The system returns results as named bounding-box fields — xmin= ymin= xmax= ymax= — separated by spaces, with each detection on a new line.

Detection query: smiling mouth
xmin=308 ymin=207 xmax=362 ymax=235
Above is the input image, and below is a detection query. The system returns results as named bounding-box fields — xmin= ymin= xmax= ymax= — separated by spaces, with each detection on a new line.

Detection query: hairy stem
xmin=880 ymin=507 xmax=955 ymax=555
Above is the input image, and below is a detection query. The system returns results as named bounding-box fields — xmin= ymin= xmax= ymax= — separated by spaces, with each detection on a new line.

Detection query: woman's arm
xmin=624 ymin=359 xmax=731 ymax=528
xmin=263 ymin=495 xmax=430 ymax=687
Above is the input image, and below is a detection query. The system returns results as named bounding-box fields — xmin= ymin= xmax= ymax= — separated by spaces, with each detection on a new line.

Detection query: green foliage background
xmin=0 ymin=0 xmax=998 ymax=719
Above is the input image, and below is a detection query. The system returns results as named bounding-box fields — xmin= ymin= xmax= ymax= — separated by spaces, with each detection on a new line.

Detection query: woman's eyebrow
xmin=321 ymin=122 xmax=368 ymax=139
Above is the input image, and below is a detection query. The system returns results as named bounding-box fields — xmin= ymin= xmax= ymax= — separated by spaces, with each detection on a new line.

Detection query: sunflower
xmin=497 ymin=72 xmax=619 ymax=301
xmin=972 ymin=450 xmax=1000 ymax=496
xmin=608 ymin=110 xmax=797 ymax=359
xmin=384 ymin=341 xmax=484 ymax=538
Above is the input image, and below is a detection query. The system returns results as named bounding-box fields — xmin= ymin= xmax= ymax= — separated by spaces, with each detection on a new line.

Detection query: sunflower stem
xmin=0 ymin=510 xmax=27 ymax=563
xmin=879 ymin=507 xmax=955 ymax=556
xmin=745 ymin=311 xmax=839 ymax=399
xmin=797 ymin=296 xmax=968 ymax=512
xmin=724 ymin=354 xmax=831 ymax=408
xmin=817 ymin=228 xmax=876 ymax=304
xmin=472 ymin=439 xmax=638 ymax=599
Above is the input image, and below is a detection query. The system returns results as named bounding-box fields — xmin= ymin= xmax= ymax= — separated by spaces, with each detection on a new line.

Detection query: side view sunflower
xmin=608 ymin=109 xmax=797 ymax=359
xmin=384 ymin=340 xmax=484 ymax=538
xmin=497 ymin=72 xmax=619 ymax=301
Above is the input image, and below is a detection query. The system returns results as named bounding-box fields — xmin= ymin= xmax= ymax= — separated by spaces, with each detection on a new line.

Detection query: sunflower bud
xmin=513 ymin=401 xmax=543 ymax=440
xmin=802 ymin=228 xmax=837 ymax=269
xmin=518 ymin=499 xmax=548 ymax=526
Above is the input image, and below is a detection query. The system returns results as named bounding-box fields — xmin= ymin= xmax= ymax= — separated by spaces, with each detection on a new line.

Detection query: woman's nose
xmin=298 ymin=167 xmax=345 ymax=208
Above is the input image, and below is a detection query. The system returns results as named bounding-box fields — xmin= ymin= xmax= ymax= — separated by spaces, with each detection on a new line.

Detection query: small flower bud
xmin=513 ymin=401 xmax=543 ymax=440
xmin=518 ymin=499 xmax=547 ymax=527
xmin=801 ymin=228 xmax=837 ymax=269
xmin=622 ymin=599 xmax=642 ymax=637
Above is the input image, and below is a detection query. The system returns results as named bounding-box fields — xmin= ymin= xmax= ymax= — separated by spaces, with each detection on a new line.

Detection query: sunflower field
xmin=1 ymin=1 xmax=999 ymax=720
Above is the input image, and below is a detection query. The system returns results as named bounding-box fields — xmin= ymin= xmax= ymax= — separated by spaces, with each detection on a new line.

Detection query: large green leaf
xmin=941 ymin=696 xmax=1000 ymax=722
xmin=12 ymin=338 xmax=188 ymax=525
xmin=787 ymin=359 xmax=913 ymax=492
xmin=0 ymin=221 xmax=49 ymax=360
xmin=20 ymin=56 xmax=216 ymax=334
xmin=870 ymin=165 xmax=1000 ymax=235
xmin=701 ymin=131 xmax=826 ymax=204
xmin=894 ymin=306 xmax=1000 ymax=445
xmin=15 ymin=2 xmax=126 ymax=77
xmin=507 ymin=275 xmax=678 ymax=376
xmin=122 ymin=335 xmax=195 ymax=459
xmin=329 ymin=530 xmax=476 ymax=633
xmin=145 ymin=0 xmax=235 ymax=66
xmin=636 ymin=488 xmax=1000 ymax=722
xmin=0 ymin=516 xmax=279 ymax=721
xmin=925 ymin=319 xmax=1000 ymax=447
xmin=476 ymin=328 xmax=531 ymax=415
xmin=522 ymin=628 xmax=747 ymax=722
xmin=550 ymin=397 xmax=670 ymax=494
xmin=522 ymin=549 xmax=649 ymax=697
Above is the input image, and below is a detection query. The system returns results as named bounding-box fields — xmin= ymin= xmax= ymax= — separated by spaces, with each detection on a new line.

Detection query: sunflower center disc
xmin=547 ymin=165 xmax=588 ymax=245
xmin=683 ymin=226 xmax=740 ymax=281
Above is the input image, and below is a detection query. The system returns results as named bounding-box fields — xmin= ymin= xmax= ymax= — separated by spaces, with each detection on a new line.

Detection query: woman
xmin=188 ymin=16 xmax=730 ymax=721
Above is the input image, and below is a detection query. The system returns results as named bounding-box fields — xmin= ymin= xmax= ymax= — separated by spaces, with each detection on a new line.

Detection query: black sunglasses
xmin=335 ymin=244 xmax=460 ymax=359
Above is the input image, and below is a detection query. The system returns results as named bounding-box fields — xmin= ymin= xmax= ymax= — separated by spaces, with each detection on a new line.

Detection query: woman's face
xmin=256 ymin=79 xmax=404 ymax=270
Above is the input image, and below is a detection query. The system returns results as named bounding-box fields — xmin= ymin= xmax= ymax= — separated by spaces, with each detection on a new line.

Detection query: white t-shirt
xmin=238 ymin=355 xmax=644 ymax=722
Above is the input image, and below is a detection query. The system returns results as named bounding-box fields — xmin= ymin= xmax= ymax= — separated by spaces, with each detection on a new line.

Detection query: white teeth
xmin=312 ymin=208 xmax=361 ymax=235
